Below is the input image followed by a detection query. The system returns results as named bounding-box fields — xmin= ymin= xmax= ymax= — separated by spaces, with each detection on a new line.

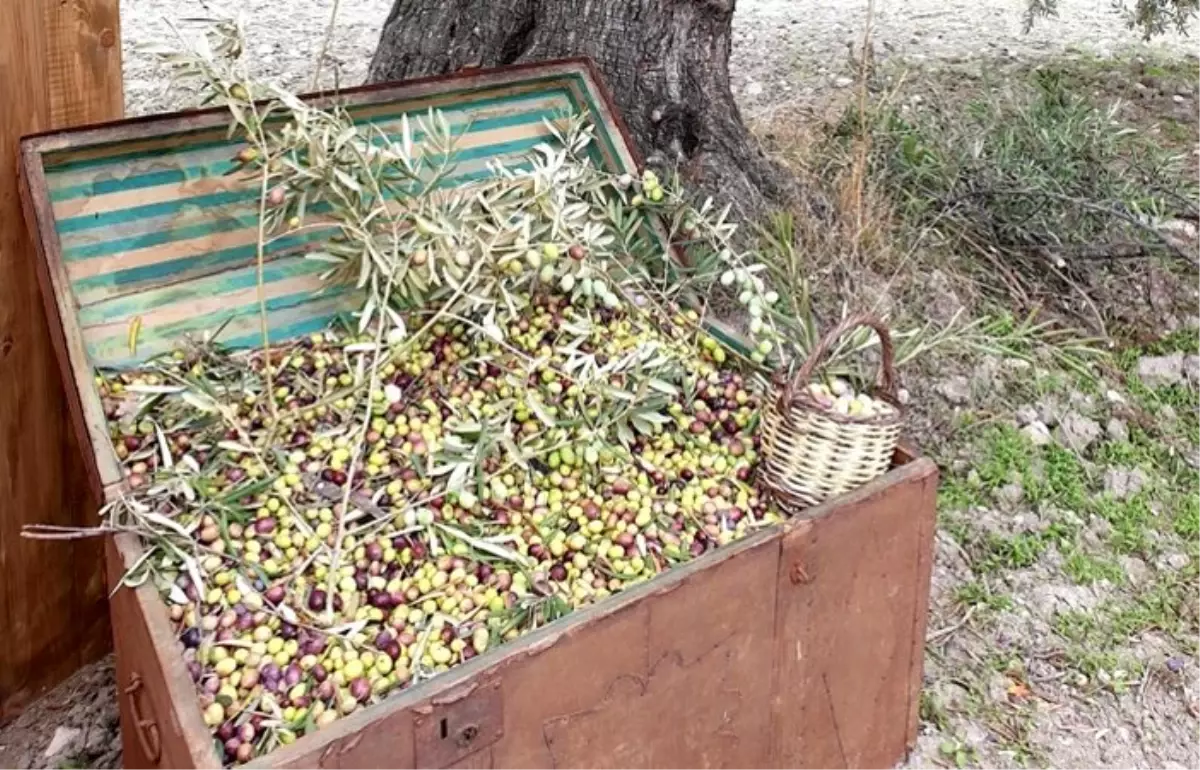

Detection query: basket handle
xmin=780 ymin=313 xmax=897 ymax=410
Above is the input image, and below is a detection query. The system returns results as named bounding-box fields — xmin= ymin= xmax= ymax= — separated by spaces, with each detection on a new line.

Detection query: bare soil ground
xmin=1 ymin=1 xmax=1196 ymax=768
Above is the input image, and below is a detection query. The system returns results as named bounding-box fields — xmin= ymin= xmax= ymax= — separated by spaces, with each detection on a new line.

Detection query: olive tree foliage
xmin=1026 ymin=0 xmax=1198 ymax=38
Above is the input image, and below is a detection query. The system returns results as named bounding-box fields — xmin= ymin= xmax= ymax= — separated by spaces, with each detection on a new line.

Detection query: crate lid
xmin=19 ymin=59 xmax=648 ymax=496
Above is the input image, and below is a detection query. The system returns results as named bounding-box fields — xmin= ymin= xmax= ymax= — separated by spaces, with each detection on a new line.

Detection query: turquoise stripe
xmin=52 ymin=163 xmax=238 ymax=203
xmin=91 ymin=302 xmax=354 ymax=368
xmin=59 ymin=136 xmax=547 ymax=245
xmin=78 ymin=257 xmax=328 ymax=326
xmin=70 ymin=230 xmax=330 ymax=296
xmin=68 ymin=158 xmax=536 ymax=299
xmin=90 ymin=286 xmax=355 ymax=352
xmin=221 ymin=313 xmax=350 ymax=351
xmin=46 ymin=80 xmax=580 ymax=180
xmin=62 ymin=151 xmax=537 ymax=262
xmin=59 ymin=188 xmax=249 ymax=233
xmin=49 ymin=103 xmax=565 ymax=205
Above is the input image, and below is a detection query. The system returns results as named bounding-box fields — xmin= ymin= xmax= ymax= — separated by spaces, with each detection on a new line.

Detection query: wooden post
xmin=0 ymin=0 xmax=123 ymax=721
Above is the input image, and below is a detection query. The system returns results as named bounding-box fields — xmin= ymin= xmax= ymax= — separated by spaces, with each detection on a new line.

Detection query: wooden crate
xmin=21 ymin=59 xmax=938 ymax=768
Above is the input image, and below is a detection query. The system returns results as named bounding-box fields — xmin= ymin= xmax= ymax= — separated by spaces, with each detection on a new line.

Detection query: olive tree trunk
xmin=368 ymin=0 xmax=796 ymax=219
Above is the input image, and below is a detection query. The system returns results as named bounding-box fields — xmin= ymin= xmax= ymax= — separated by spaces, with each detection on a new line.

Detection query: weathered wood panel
xmin=772 ymin=460 xmax=938 ymax=768
xmin=107 ymin=537 xmax=221 ymax=770
xmin=0 ymin=0 xmax=122 ymax=722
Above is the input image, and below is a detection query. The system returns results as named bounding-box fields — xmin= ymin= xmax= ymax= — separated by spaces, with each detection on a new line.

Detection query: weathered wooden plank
xmin=108 ymin=536 xmax=221 ymax=769
xmin=0 ymin=0 xmax=121 ymax=721
xmin=772 ymin=458 xmax=939 ymax=768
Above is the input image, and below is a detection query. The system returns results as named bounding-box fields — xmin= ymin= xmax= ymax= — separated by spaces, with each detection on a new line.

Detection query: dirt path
xmin=729 ymin=0 xmax=1194 ymax=117
xmin=120 ymin=0 xmax=1194 ymax=117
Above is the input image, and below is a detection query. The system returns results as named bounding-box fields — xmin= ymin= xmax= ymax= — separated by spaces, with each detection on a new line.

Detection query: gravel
xmin=121 ymin=0 xmax=394 ymax=116
xmin=730 ymin=0 xmax=1195 ymax=119
xmin=120 ymin=0 xmax=1195 ymax=117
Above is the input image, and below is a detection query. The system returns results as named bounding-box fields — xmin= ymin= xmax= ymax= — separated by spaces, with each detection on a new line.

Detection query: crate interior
xmin=38 ymin=65 xmax=634 ymax=371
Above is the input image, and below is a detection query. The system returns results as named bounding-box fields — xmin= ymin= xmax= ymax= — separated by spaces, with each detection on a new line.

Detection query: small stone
xmin=1022 ymin=421 xmax=1052 ymax=446
xmin=995 ymin=482 xmax=1025 ymax=508
xmin=1056 ymin=412 xmax=1101 ymax=453
xmin=1173 ymin=94 xmax=1185 ymax=104
xmin=1166 ymin=656 xmax=1185 ymax=673
xmin=1119 ymin=555 xmax=1150 ymax=587
xmin=1036 ymin=398 xmax=1063 ymax=426
xmin=1015 ymin=405 xmax=1039 ymax=425
xmin=1160 ymin=552 xmax=1190 ymax=571
xmin=44 ymin=726 xmax=82 ymax=758
xmin=1103 ymin=467 xmax=1148 ymax=500
xmin=745 ymin=81 xmax=764 ymax=97
xmin=833 ymin=75 xmax=855 ymax=88
xmin=83 ymin=725 xmax=110 ymax=756
xmin=1136 ymin=353 xmax=1184 ymax=388
xmin=1105 ymin=389 xmax=1126 ymax=404
xmin=986 ymin=672 xmax=1010 ymax=703
xmin=1105 ymin=417 xmax=1128 ymax=443
xmin=936 ymin=376 xmax=971 ymax=405
xmin=962 ymin=723 xmax=989 ymax=749
xmin=1183 ymin=355 xmax=1200 ymax=386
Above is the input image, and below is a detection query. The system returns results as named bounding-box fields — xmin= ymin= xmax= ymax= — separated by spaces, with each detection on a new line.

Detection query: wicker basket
xmin=759 ymin=313 xmax=905 ymax=512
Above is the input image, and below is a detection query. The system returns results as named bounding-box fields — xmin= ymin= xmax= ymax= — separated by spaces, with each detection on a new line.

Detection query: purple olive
xmin=284 ymin=664 xmax=302 ymax=687
xmin=224 ymin=737 xmax=241 ymax=757
xmin=265 ymin=585 xmax=286 ymax=605
xmin=365 ymin=542 xmax=383 ymax=562
xmin=254 ymin=518 xmax=276 ymax=535
xmin=349 ymin=677 xmax=371 ymax=701
xmin=307 ymin=590 xmax=328 ymax=612
xmin=549 ymin=564 xmax=567 ymax=581
xmin=180 ymin=627 xmax=201 ymax=648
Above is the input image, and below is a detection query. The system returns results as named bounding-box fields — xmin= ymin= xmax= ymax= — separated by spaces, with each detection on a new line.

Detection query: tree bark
xmin=368 ymin=0 xmax=797 ymax=220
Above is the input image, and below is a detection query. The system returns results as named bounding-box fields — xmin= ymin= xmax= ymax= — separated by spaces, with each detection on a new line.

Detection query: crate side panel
xmin=495 ymin=532 xmax=780 ymax=769
xmin=107 ymin=536 xmax=219 ymax=769
xmin=773 ymin=460 xmax=938 ymax=768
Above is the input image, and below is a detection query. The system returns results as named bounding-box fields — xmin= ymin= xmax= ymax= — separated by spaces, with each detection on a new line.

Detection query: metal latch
xmin=413 ymin=679 xmax=504 ymax=767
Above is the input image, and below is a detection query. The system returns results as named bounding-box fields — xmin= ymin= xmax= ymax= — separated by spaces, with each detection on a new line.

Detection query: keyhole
xmin=458 ymin=724 xmax=479 ymax=745
xmin=439 ymin=717 xmax=448 ymax=740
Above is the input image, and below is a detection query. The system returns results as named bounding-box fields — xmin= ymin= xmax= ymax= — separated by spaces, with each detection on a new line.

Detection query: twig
xmin=310 ymin=0 xmax=344 ymax=93
xmin=950 ymin=188 xmax=1199 ymax=266
xmin=927 ymin=604 xmax=977 ymax=642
